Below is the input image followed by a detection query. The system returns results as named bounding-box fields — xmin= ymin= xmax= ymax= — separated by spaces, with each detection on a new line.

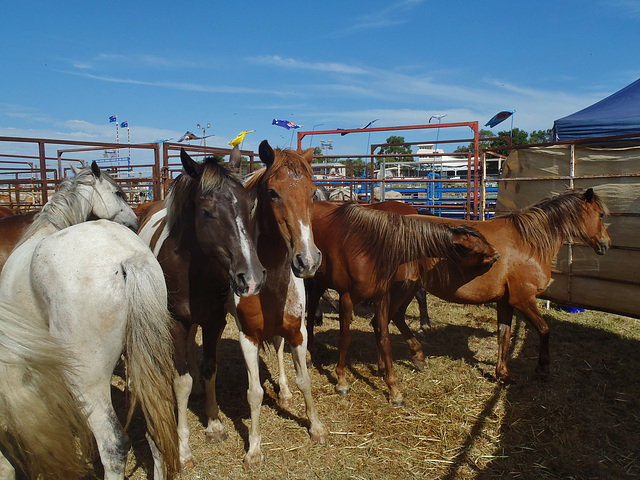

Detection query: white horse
xmin=0 ymin=163 xmax=179 ymax=480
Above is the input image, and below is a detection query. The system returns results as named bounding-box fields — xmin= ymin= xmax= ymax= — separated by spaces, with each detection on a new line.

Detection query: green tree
xmin=455 ymin=129 xmax=496 ymax=153
xmin=529 ymin=129 xmax=553 ymax=144
xmin=377 ymin=135 xmax=413 ymax=167
xmin=343 ymin=158 xmax=366 ymax=177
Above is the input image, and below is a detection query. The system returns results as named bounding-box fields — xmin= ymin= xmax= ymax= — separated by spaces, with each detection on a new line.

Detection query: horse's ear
xmin=301 ymin=147 xmax=314 ymax=165
xmin=228 ymin=145 xmax=241 ymax=174
xmin=584 ymin=187 xmax=595 ymax=203
xmin=91 ymin=161 xmax=102 ymax=178
xmin=180 ymin=148 xmax=201 ymax=178
xmin=71 ymin=164 xmax=80 ymax=175
xmin=259 ymin=140 xmax=274 ymax=169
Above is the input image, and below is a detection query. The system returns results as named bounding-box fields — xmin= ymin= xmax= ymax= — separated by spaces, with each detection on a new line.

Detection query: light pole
xmin=309 ymin=123 xmax=324 ymax=149
xmin=197 ymin=123 xmax=211 ymax=148
xmin=429 ymin=114 xmax=447 ymax=157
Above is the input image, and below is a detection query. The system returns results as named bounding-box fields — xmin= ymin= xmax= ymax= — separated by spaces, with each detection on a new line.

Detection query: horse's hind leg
xmin=496 ymin=299 xmax=516 ymax=383
xmin=305 ymin=279 xmax=324 ymax=363
xmin=0 ymin=450 xmax=15 ymax=480
xmin=389 ymin=281 xmax=426 ymax=371
xmin=81 ymin=385 xmax=130 ymax=480
xmin=515 ymin=297 xmax=550 ymax=378
xmin=415 ymin=287 xmax=431 ymax=332
xmin=335 ymin=293 xmax=354 ymax=395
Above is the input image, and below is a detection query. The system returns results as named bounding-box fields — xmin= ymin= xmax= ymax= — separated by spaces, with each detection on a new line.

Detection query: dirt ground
xmin=103 ymin=295 xmax=639 ymax=479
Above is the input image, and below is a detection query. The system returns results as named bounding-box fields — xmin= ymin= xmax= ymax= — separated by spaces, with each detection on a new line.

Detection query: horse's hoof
xmin=391 ymin=397 xmax=405 ymax=407
xmin=335 ymin=385 xmax=350 ymax=396
xmin=181 ymin=456 xmax=196 ymax=470
xmin=243 ymin=453 xmax=264 ymax=470
xmin=497 ymin=374 xmax=517 ymax=385
xmin=279 ymin=395 xmax=293 ymax=408
xmin=310 ymin=426 xmax=329 ymax=444
xmin=412 ymin=357 xmax=426 ymax=372
xmin=535 ymin=364 xmax=550 ymax=379
xmin=205 ymin=429 xmax=228 ymax=443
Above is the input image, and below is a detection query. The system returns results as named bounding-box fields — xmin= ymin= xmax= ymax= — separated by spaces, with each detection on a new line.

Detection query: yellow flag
xmin=229 ymin=130 xmax=255 ymax=147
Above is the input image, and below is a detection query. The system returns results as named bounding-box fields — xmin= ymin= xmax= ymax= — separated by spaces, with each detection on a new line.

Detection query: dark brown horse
xmin=391 ymin=188 xmax=611 ymax=383
xmin=138 ymin=147 xmax=266 ymax=469
xmin=307 ymin=201 xmax=500 ymax=405
xmin=227 ymin=140 xmax=328 ymax=468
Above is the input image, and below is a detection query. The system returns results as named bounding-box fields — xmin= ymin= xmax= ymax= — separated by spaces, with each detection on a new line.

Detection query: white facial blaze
xmin=298 ymin=220 xmax=316 ymax=266
xmin=235 ymin=209 xmax=260 ymax=295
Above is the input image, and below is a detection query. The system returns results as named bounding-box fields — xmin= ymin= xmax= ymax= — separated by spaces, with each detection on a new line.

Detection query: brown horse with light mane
xmin=226 ymin=141 xmax=328 ymax=468
xmin=306 ymin=201 xmax=500 ymax=405
xmin=390 ymin=188 xmax=610 ymax=383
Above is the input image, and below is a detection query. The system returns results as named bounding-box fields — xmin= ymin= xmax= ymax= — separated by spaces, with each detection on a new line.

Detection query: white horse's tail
xmin=0 ymin=302 xmax=93 ymax=479
xmin=121 ymin=256 xmax=180 ymax=479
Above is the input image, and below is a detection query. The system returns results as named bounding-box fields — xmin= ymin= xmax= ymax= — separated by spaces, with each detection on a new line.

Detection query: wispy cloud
xmin=248 ymin=55 xmax=368 ymax=75
xmin=330 ymin=0 xmax=427 ymax=36
xmin=62 ymin=52 xmax=203 ymax=71
xmin=57 ymin=69 xmax=289 ymax=96
xmin=606 ymin=0 xmax=640 ymax=18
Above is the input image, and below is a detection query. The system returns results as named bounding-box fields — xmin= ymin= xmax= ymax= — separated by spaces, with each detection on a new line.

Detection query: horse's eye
xmin=268 ymin=189 xmax=280 ymax=201
xmin=202 ymin=209 xmax=215 ymax=219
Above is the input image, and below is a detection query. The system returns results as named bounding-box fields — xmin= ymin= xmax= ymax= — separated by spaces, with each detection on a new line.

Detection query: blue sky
xmin=1 ymin=0 xmax=639 ymax=158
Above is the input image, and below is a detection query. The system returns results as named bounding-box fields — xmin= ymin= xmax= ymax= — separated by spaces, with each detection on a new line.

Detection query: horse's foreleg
xmin=273 ymin=335 xmax=294 ymax=408
xmin=238 ymin=330 xmax=264 ymax=469
xmin=496 ymin=299 xmax=515 ymax=383
xmin=335 ymin=293 xmax=354 ymax=395
xmin=171 ymin=322 xmax=195 ymax=469
xmin=201 ymin=314 xmax=228 ymax=443
xmin=186 ymin=324 xmax=202 ymax=395
xmin=374 ymin=294 xmax=405 ymax=407
xmin=289 ymin=337 xmax=329 ymax=445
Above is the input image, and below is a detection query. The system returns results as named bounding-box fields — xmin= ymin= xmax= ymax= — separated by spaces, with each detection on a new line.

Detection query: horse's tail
xmin=0 ymin=302 xmax=93 ymax=480
xmin=121 ymin=255 xmax=180 ymax=479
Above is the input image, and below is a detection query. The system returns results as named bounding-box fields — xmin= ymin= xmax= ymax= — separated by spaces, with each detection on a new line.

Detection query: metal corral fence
xmin=1 ymin=125 xmax=501 ymax=220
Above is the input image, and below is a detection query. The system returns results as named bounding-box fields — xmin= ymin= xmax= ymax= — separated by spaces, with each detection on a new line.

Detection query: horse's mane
xmin=17 ymin=167 xmax=100 ymax=245
xmin=243 ymin=148 xmax=313 ymax=193
xmin=333 ymin=203 xmax=484 ymax=287
xmin=499 ymin=188 xmax=607 ymax=261
xmin=165 ymin=156 xmax=242 ymax=234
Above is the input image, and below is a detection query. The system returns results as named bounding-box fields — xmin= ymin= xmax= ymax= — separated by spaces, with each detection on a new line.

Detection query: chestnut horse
xmin=391 ymin=188 xmax=610 ymax=383
xmin=306 ymin=201 xmax=500 ymax=405
xmin=226 ymin=140 xmax=328 ymax=468
xmin=0 ymin=211 xmax=36 ymax=272
xmin=137 ymin=147 xmax=266 ymax=469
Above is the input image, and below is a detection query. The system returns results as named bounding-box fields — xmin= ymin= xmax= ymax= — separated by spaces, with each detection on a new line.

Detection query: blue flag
xmin=120 ymin=121 xmax=128 ymax=128
xmin=109 ymin=115 xmax=117 ymax=123
xmin=485 ymin=110 xmax=514 ymax=128
xmin=272 ymin=119 xmax=303 ymax=130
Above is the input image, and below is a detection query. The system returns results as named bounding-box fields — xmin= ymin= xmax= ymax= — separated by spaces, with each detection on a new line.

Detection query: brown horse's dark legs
xmin=201 ymin=309 xmax=228 ymax=443
xmin=389 ymin=281 xmax=426 ymax=371
xmin=496 ymin=299 xmax=515 ymax=384
xmin=374 ymin=294 xmax=405 ymax=406
xmin=305 ymin=279 xmax=324 ymax=363
xmin=415 ymin=287 xmax=431 ymax=331
xmin=335 ymin=293 xmax=353 ymax=395
xmin=517 ymin=299 xmax=550 ymax=377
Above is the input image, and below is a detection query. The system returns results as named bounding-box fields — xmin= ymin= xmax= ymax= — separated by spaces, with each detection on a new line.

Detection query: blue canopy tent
xmin=553 ymin=78 xmax=640 ymax=141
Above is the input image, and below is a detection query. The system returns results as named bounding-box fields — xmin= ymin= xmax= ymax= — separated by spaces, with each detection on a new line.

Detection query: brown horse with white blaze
xmin=392 ymin=188 xmax=611 ymax=383
xmin=138 ymin=147 xmax=266 ymax=469
xmin=227 ymin=140 xmax=328 ymax=468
